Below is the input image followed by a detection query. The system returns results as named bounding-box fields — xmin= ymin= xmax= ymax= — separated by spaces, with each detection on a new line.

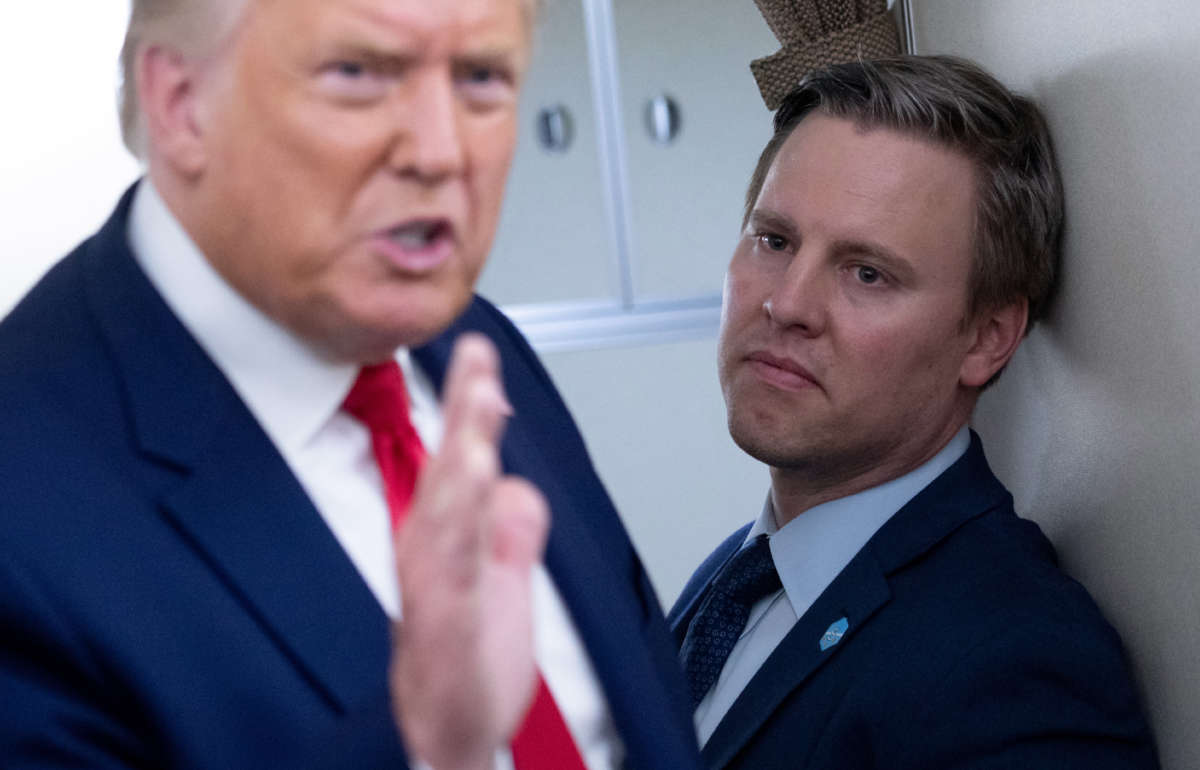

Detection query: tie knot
xmin=343 ymin=361 xmax=411 ymax=437
xmin=718 ymin=534 xmax=781 ymax=606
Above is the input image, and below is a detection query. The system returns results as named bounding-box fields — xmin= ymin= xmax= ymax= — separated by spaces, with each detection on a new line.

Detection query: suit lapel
xmin=700 ymin=435 xmax=1008 ymax=768
xmin=82 ymin=186 xmax=391 ymax=713
xmin=157 ymin=422 xmax=393 ymax=712
xmin=701 ymin=551 xmax=891 ymax=770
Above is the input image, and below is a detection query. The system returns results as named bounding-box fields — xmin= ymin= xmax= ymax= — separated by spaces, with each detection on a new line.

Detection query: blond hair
xmin=117 ymin=0 xmax=544 ymax=158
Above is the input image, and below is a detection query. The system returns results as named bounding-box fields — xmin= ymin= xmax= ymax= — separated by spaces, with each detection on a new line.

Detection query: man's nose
xmin=391 ymin=71 xmax=465 ymax=183
xmin=764 ymin=253 xmax=828 ymax=337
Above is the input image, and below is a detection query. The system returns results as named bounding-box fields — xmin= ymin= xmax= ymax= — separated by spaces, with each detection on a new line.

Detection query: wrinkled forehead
xmin=226 ymin=0 xmax=541 ymax=31
xmin=124 ymin=0 xmax=532 ymax=94
xmin=230 ymin=0 xmax=538 ymax=57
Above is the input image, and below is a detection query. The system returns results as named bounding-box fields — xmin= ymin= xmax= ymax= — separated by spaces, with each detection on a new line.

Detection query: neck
xmin=769 ymin=419 xmax=969 ymax=527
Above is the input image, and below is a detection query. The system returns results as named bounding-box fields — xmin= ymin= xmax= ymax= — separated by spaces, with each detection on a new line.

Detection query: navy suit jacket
xmin=669 ymin=435 xmax=1158 ymax=769
xmin=0 ymin=187 xmax=701 ymax=769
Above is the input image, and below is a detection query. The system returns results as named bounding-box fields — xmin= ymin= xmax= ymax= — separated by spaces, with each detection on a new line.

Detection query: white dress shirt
xmin=693 ymin=427 xmax=971 ymax=745
xmin=127 ymin=181 xmax=622 ymax=769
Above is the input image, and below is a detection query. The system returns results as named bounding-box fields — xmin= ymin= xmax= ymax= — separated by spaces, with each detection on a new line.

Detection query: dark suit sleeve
xmin=0 ymin=554 xmax=155 ymax=767
xmin=895 ymin=616 xmax=1160 ymax=769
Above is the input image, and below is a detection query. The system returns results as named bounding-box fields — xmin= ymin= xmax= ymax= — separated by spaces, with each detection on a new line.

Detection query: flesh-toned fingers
xmin=392 ymin=476 xmax=545 ymax=767
xmin=441 ymin=334 xmax=511 ymax=445
xmin=410 ymin=401 xmax=500 ymax=526
xmin=397 ymin=433 xmax=494 ymax=588
xmin=487 ymin=478 xmax=549 ymax=571
xmin=397 ymin=337 xmax=512 ymax=591
xmin=403 ymin=336 xmax=506 ymax=530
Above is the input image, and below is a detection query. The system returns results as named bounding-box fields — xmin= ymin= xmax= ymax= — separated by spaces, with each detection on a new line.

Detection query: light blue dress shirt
xmin=693 ymin=427 xmax=971 ymax=745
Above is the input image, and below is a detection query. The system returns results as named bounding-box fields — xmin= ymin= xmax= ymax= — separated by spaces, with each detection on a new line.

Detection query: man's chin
xmin=343 ymin=309 xmax=472 ymax=363
xmin=729 ymin=421 xmax=806 ymax=470
xmin=284 ymin=286 xmax=476 ymax=363
xmin=327 ymin=325 xmax=444 ymax=365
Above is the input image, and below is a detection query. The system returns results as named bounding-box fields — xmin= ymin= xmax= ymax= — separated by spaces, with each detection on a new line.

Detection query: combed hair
xmin=117 ymin=0 xmax=545 ymax=159
xmin=744 ymin=55 xmax=1064 ymax=331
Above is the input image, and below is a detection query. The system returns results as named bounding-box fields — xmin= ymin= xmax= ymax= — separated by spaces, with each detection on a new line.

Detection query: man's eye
xmin=317 ymin=60 xmax=389 ymax=103
xmin=333 ymin=61 xmax=366 ymax=78
xmin=855 ymin=265 xmax=883 ymax=284
xmin=759 ymin=234 xmax=789 ymax=251
xmin=457 ymin=64 xmax=516 ymax=105
xmin=453 ymin=63 xmax=516 ymax=107
xmin=464 ymin=66 xmax=497 ymax=84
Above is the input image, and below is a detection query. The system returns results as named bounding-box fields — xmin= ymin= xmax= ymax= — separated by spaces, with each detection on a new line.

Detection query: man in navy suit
xmin=669 ymin=56 xmax=1159 ymax=769
xmin=0 ymin=0 xmax=699 ymax=768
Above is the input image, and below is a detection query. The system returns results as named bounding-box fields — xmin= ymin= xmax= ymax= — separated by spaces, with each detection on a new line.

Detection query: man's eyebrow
xmin=745 ymin=208 xmax=798 ymax=237
xmin=320 ymin=39 xmax=416 ymax=68
xmin=453 ymin=48 xmax=524 ymax=71
xmin=455 ymin=43 xmax=529 ymax=76
xmin=317 ymin=40 xmax=525 ymax=75
xmin=457 ymin=44 xmax=522 ymax=60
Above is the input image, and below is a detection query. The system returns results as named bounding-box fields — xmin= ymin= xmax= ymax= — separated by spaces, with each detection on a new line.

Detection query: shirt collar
xmin=748 ymin=426 xmax=971 ymax=619
xmin=127 ymin=180 xmax=359 ymax=455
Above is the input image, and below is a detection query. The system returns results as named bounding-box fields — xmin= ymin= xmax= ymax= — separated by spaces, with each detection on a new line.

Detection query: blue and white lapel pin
xmin=819 ymin=617 xmax=849 ymax=652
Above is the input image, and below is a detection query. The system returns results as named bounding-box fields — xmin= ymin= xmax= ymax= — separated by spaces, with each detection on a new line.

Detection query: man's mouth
xmin=387 ymin=220 xmax=451 ymax=249
xmin=374 ymin=219 xmax=455 ymax=272
xmin=746 ymin=351 xmax=822 ymax=392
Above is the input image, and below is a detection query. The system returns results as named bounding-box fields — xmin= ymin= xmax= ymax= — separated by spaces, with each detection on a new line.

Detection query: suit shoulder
xmin=462 ymin=296 xmax=561 ymax=394
xmin=841 ymin=509 xmax=1159 ymax=765
xmin=668 ymin=524 xmax=753 ymax=627
xmin=693 ymin=525 xmax=754 ymax=585
xmin=0 ymin=239 xmax=144 ymax=541
xmin=452 ymin=296 xmax=587 ymax=450
xmin=890 ymin=505 xmax=1122 ymax=642
xmin=890 ymin=508 xmax=1148 ymax=715
xmin=0 ymin=246 xmax=94 ymax=374
xmin=0 ymin=244 xmax=121 ymax=437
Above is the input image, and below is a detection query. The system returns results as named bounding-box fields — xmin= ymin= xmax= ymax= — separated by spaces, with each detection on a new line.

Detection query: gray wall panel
xmin=911 ymin=2 xmax=1200 ymax=765
xmin=540 ymin=338 xmax=765 ymax=602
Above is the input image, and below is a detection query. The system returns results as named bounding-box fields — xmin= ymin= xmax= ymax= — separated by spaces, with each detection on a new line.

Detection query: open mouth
xmin=387 ymin=220 xmax=451 ymax=249
xmin=374 ymin=218 xmax=456 ymax=272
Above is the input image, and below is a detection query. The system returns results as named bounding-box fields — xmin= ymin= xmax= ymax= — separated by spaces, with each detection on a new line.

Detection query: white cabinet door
xmin=477 ymin=0 xmax=620 ymax=306
xmin=614 ymin=0 xmax=778 ymax=301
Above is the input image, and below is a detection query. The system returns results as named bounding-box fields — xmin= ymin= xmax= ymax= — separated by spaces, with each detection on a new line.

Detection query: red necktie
xmin=511 ymin=676 xmax=588 ymax=769
xmin=343 ymin=361 xmax=427 ymax=528
xmin=343 ymin=361 xmax=588 ymax=770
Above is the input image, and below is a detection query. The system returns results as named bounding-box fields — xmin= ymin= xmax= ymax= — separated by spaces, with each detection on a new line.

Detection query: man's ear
xmin=138 ymin=45 xmax=209 ymax=178
xmin=959 ymin=299 xmax=1028 ymax=388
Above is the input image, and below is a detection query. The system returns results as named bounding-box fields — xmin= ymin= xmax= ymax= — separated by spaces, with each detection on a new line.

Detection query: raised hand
xmin=390 ymin=334 xmax=549 ymax=770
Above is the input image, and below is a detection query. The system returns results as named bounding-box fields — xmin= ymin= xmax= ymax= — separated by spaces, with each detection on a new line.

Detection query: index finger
xmin=440 ymin=334 xmax=512 ymax=451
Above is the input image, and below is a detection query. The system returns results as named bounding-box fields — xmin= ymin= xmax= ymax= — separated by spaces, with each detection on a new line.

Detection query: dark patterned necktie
xmin=680 ymin=534 xmax=782 ymax=706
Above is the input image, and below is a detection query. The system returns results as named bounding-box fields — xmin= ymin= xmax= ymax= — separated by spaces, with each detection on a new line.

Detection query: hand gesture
xmin=390 ymin=334 xmax=549 ymax=770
